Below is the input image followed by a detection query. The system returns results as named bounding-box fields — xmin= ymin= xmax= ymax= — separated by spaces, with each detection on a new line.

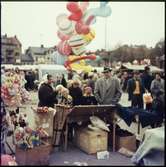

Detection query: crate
xmin=15 ymin=143 xmax=52 ymax=165
xmin=115 ymin=130 xmax=136 ymax=152
xmin=75 ymin=128 xmax=108 ymax=154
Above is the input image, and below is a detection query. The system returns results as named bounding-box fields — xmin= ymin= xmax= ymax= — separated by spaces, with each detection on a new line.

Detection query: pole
xmin=105 ymin=17 xmax=107 ymax=50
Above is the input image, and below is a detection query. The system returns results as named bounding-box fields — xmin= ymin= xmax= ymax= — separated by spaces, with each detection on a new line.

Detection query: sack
xmin=143 ymin=92 xmax=153 ymax=104
xmin=90 ymin=116 xmax=110 ymax=132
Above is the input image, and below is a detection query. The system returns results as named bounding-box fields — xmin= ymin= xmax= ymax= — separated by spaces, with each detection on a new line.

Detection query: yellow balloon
xmin=83 ymin=29 xmax=95 ymax=44
xmin=70 ymin=61 xmax=93 ymax=73
xmin=67 ymin=55 xmax=93 ymax=73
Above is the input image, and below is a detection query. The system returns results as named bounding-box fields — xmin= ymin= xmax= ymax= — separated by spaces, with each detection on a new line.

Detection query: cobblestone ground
xmin=5 ymin=91 xmax=149 ymax=165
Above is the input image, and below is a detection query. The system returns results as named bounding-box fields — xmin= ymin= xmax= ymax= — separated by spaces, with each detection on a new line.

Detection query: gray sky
xmin=1 ymin=2 xmax=165 ymax=52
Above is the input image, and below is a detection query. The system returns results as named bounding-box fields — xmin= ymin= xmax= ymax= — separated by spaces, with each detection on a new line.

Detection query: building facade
xmin=1 ymin=34 xmax=22 ymax=64
xmin=24 ymin=45 xmax=56 ymax=64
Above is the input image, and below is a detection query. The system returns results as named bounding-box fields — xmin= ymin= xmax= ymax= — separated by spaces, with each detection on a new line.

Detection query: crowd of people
xmin=37 ymin=66 xmax=165 ymax=110
xmin=1 ymin=65 xmax=165 ymax=155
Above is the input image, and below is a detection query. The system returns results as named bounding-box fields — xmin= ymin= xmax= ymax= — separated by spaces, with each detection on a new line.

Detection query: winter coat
xmin=141 ymin=72 xmax=153 ymax=92
xmin=127 ymin=78 xmax=145 ymax=101
xmin=94 ymin=77 xmax=122 ymax=105
xmin=69 ymin=86 xmax=83 ymax=106
xmin=38 ymin=83 xmax=57 ymax=107
xmin=150 ymin=78 xmax=165 ymax=96
xmin=82 ymin=95 xmax=98 ymax=105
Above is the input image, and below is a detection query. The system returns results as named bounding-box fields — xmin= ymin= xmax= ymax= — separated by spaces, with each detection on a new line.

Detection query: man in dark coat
xmin=141 ymin=66 xmax=153 ymax=92
xmin=127 ymin=70 xmax=145 ymax=109
xmin=38 ymin=74 xmax=57 ymax=108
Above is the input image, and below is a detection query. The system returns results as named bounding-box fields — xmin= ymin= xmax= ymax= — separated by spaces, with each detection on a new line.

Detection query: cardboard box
xmin=75 ymin=128 xmax=108 ymax=154
xmin=115 ymin=130 xmax=136 ymax=152
xmin=15 ymin=144 xmax=52 ymax=165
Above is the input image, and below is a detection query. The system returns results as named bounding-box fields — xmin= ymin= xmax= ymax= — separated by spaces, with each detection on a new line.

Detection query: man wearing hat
xmin=94 ymin=67 xmax=122 ymax=105
xmin=127 ymin=70 xmax=145 ymax=109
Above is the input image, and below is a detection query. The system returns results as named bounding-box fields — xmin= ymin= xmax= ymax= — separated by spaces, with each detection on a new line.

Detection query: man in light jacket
xmin=94 ymin=67 xmax=122 ymax=105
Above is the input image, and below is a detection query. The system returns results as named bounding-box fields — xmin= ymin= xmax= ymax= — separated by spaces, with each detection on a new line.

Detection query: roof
xmin=1 ymin=35 xmax=21 ymax=46
xmin=21 ymin=54 xmax=34 ymax=62
xmin=121 ymin=63 xmax=163 ymax=72
xmin=28 ymin=46 xmax=49 ymax=55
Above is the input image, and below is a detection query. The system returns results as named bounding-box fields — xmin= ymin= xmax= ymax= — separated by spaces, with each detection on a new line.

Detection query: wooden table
xmin=63 ymin=105 xmax=117 ymax=152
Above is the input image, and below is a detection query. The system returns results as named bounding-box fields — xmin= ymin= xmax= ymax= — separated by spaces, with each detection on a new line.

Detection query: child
xmin=82 ymin=87 xmax=98 ymax=105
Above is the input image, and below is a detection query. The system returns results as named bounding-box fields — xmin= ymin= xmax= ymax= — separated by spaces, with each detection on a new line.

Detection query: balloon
xmin=68 ymin=34 xmax=86 ymax=55
xmin=83 ymin=9 xmax=97 ymax=25
xmin=64 ymin=54 xmax=96 ymax=72
xmin=72 ymin=46 xmax=86 ymax=56
xmin=83 ymin=3 xmax=111 ymax=18
xmin=100 ymin=1 xmax=109 ymax=8
xmin=80 ymin=2 xmax=89 ymax=12
xmin=95 ymin=6 xmax=111 ymax=17
xmin=68 ymin=34 xmax=86 ymax=48
xmin=57 ymin=41 xmax=72 ymax=56
xmin=56 ymin=13 xmax=67 ymax=26
xmin=68 ymin=10 xmax=83 ymax=21
xmin=85 ymin=15 xmax=95 ymax=25
xmin=67 ymin=2 xmax=83 ymax=21
xmin=82 ymin=29 xmax=95 ymax=44
xmin=56 ymin=14 xmax=75 ymax=35
xmin=57 ymin=31 xmax=70 ymax=41
xmin=75 ymin=21 xmax=90 ymax=35
xmin=67 ymin=2 xmax=79 ymax=13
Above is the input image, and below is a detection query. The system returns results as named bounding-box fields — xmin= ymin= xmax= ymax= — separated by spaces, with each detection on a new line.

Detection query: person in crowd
xmin=59 ymin=88 xmax=73 ymax=106
xmin=92 ymin=69 xmax=98 ymax=81
xmin=61 ymin=74 xmax=67 ymax=88
xmin=1 ymin=97 xmax=8 ymax=154
xmin=121 ymin=71 xmax=129 ymax=92
xmin=55 ymin=84 xmax=65 ymax=104
xmin=141 ymin=66 xmax=154 ymax=110
xmin=82 ymin=86 xmax=98 ymax=105
xmin=38 ymin=74 xmax=57 ymax=107
xmin=141 ymin=66 xmax=153 ymax=92
xmin=150 ymin=73 xmax=165 ymax=97
xmin=68 ymin=79 xmax=83 ymax=106
xmin=87 ymin=73 xmax=95 ymax=93
xmin=56 ymin=75 xmax=62 ymax=86
xmin=33 ymin=69 xmax=39 ymax=90
xmin=150 ymin=89 xmax=165 ymax=126
xmin=15 ymin=67 xmax=20 ymax=74
xmin=25 ymin=71 xmax=35 ymax=91
xmin=83 ymin=72 xmax=89 ymax=81
xmin=127 ymin=70 xmax=145 ymax=109
xmin=67 ymin=69 xmax=73 ymax=80
xmin=94 ymin=67 xmax=122 ymax=105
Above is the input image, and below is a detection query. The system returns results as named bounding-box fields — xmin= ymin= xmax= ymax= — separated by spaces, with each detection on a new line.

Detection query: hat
xmin=102 ymin=67 xmax=112 ymax=73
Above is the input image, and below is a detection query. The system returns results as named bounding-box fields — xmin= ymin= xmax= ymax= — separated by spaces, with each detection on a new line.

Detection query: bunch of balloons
xmin=56 ymin=1 xmax=111 ymax=72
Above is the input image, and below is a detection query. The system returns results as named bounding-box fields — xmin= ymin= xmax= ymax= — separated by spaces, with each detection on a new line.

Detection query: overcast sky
xmin=1 ymin=1 xmax=165 ymax=52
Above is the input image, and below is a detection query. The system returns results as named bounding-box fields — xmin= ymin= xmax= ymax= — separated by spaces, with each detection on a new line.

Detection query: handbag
xmin=143 ymin=90 xmax=153 ymax=104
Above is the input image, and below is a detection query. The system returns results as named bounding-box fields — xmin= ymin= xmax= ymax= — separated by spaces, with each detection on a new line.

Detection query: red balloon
xmin=57 ymin=41 xmax=72 ymax=56
xmin=67 ymin=2 xmax=79 ymax=13
xmin=68 ymin=10 xmax=83 ymax=21
xmin=57 ymin=31 xmax=70 ymax=41
xmin=75 ymin=21 xmax=90 ymax=34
